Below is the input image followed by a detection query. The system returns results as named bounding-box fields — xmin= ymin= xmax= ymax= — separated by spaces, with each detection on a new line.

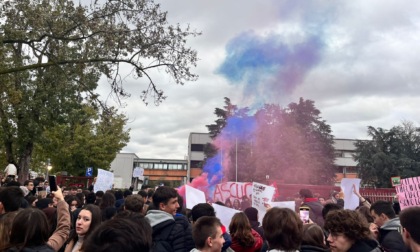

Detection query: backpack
xmin=152 ymin=221 xmax=176 ymax=252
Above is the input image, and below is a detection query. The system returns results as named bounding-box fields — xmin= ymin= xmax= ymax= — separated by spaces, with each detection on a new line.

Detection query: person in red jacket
xmin=229 ymin=212 xmax=263 ymax=252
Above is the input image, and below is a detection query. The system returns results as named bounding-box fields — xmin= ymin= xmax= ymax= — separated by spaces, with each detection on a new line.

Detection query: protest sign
xmin=251 ymin=182 xmax=275 ymax=212
xmin=94 ymin=169 xmax=114 ymax=193
xmin=132 ymin=167 xmax=144 ymax=178
xmin=396 ymin=176 xmax=420 ymax=210
xmin=213 ymin=182 xmax=253 ymax=202
xmin=212 ymin=203 xmax=240 ymax=229
xmin=186 ymin=185 xmax=206 ymax=209
xmin=341 ymin=178 xmax=361 ymax=210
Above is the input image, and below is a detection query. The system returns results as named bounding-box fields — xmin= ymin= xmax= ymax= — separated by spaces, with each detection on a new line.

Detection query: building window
xmin=190 ymin=160 xmax=203 ymax=168
xmin=155 ymin=163 xmax=167 ymax=169
xmin=191 ymin=144 xmax=205 ymax=152
xmin=334 ymin=151 xmax=344 ymax=158
xmin=137 ymin=163 xmax=153 ymax=169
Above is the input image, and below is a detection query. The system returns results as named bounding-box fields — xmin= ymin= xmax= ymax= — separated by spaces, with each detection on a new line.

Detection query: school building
xmin=110 ymin=133 xmax=360 ymax=189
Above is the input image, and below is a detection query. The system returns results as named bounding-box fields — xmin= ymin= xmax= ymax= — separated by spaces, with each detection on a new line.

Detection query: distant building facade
xmin=110 ymin=134 xmax=361 ymax=188
xmin=186 ymin=133 xmax=360 ymax=185
xmin=110 ymin=153 xmax=188 ymax=189
xmin=333 ymin=138 xmax=358 ymax=185
xmin=187 ymin=132 xmax=212 ymax=182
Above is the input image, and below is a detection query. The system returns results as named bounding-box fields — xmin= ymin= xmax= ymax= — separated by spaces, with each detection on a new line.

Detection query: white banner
xmin=341 ymin=178 xmax=361 ymax=210
xmin=186 ymin=185 xmax=206 ymax=210
xmin=212 ymin=203 xmax=240 ymax=228
xmin=94 ymin=169 xmax=114 ymax=193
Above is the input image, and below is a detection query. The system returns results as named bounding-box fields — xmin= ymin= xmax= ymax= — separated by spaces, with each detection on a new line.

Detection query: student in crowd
xmin=299 ymin=188 xmax=325 ymax=226
xmin=190 ymin=203 xmax=232 ymax=252
xmin=262 ymin=207 xmax=302 ymax=252
xmin=191 ymin=216 xmax=225 ymax=252
xmin=232 ymin=199 xmax=241 ymax=210
xmin=0 ymin=211 xmax=19 ymax=248
xmin=224 ymin=198 xmax=232 ymax=208
xmin=399 ymin=206 xmax=420 ymax=252
xmin=124 ymin=194 xmax=144 ymax=214
xmin=300 ymin=223 xmax=329 ymax=252
xmin=0 ymin=186 xmax=24 ymax=215
xmin=244 ymin=207 xmax=264 ymax=239
xmin=145 ymin=186 xmax=194 ymax=252
xmin=2 ymin=208 xmax=56 ymax=251
xmin=229 ymin=212 xmax=263 ymax=252
xmin=370 ymin=200 xmax=407 ymax=252
xmin=65 ymin=204 xmax=102 ymax=252
xmin=85 ymin=192 xmax=96 ymax=205
xmin=1 ymin=186 xmax=70 ymax=252
xmin=94 ymin=191 xmax=104 ymax=206
xmin=84 ymin=211 xmax=152 ymax=252
xmin=318 ymin=197 xmax=327 ymax=206
xmin=99 ymin=192 xmax=117 ymax=221
xmin=324 ymin=209 xmax=380 ymax=252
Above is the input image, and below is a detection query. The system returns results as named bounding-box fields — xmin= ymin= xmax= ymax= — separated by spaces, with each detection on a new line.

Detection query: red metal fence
xmin=56 ymin=176 xmax=94 ymax=189
xmin=272 ymin=182 xmax=397 ymax=203
xmin=360 ymin=188 xmax=396 ymax=202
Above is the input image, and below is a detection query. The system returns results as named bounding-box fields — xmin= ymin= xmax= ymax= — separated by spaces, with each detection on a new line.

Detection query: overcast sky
xmin=99 ymin=0 xmax=420 ymax=159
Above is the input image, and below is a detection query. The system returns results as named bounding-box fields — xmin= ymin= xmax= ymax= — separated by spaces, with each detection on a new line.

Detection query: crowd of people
xmin=0 ymin=176 xmax=418 ymax=252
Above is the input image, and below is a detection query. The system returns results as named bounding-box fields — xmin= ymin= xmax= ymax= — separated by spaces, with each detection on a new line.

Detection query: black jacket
xmin=300 ymin=244 xmax=330 ymax=252
xmin=249 ymin=220 xmax=265 ymax=239
xmin=348 ymin=239 xmax=379 ymax=252
xmin=7 ymin=245 xmax=54 ymax=252
xmin=174 ymin=214 xmax=195 ymax=252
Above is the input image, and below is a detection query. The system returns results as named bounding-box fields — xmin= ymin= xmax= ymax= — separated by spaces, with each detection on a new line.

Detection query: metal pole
xmin=235 ymin=138 xmax=238 ymax=182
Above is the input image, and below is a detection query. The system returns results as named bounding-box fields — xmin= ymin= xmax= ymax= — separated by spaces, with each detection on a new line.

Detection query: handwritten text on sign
xmin=213 ymin=182 xmax=253 ymax=202
xmin=395 ymin=176 xmax=420 ymax=210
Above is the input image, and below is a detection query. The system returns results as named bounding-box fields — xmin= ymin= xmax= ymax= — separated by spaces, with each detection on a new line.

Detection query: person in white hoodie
xmin=191 ymin=216 xmax=225 ymax=252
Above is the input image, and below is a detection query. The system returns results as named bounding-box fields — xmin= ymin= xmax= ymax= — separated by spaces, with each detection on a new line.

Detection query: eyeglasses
xmin=328 ymin=232 xmax=345 ymax=240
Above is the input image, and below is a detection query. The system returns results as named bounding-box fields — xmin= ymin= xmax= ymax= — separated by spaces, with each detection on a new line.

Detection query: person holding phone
xmin=299 ymin=188 xmax=324 ymax=227
xmin=1 ymin=186 xmax=71 ymax=252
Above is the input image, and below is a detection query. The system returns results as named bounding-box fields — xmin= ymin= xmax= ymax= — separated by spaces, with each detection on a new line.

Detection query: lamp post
xmin=46 ymin=159 xmax=52 ymax=178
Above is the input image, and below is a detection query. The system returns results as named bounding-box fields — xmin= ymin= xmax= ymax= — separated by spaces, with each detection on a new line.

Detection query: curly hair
xmin=229 ymin=212 xmax=255 ymax=247
xmin=324 ymin=209 xmax=371 ymax=241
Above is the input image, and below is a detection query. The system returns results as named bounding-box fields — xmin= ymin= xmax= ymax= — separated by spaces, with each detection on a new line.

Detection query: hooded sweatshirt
xmin=145 ymin=209 xmax=174 ymax=227
xmin=145 ymin=210 xmax=187 ymax=252
xmin=379 ymin=218 xmax=407 ymax=252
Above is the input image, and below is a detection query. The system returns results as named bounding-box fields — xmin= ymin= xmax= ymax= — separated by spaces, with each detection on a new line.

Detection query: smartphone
xmin=299 ymin=206 xmax=310 ymax=224
xmin=49 ymin=175 xmax=58 ymax=192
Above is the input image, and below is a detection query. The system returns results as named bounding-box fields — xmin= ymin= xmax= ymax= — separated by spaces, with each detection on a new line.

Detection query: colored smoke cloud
xmin=217 ymin=31 xmax=324 ymax=101
xmin=182 ymin=7 xmax=330 ymax=200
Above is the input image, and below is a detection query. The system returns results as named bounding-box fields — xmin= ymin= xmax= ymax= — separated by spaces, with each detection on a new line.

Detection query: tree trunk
xmin=18 ymin=142 xmax=33 ymax=184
